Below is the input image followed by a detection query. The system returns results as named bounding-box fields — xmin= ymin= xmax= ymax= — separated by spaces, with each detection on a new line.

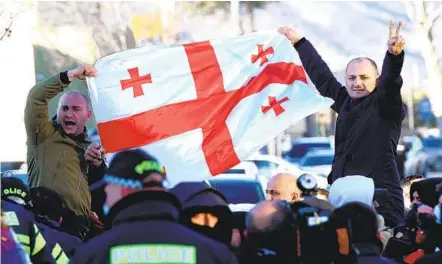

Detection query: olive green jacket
xmin=24 ymin=73 xmax=104 ymax=216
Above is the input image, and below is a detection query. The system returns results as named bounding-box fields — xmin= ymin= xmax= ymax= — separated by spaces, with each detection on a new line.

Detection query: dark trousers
xmin=60 ymin=210 xmax=90 ymax=241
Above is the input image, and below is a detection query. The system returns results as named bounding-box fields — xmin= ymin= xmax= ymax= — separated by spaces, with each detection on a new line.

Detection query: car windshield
xmin=288 ymin=143 xmax=330 ymax=159
xmin=300 ymin=155 xmax=334 ymax=167
xmin=422 ymin=138 xmax=442 ymax=149
xmin=207 ymin=180 xmax=265 ymax=204
xmin=222 ymin=169 xmax=246 ymax=174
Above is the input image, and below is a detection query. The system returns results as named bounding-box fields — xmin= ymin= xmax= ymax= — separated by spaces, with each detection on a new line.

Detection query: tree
xmin=180 ymin=1 xmax=273 ymax=34
xmin=0 ymin=1 xmax=33 ymax=41
xmin=36 ymin=2 xmax=137 ymax=60
xmin=404 ymin=1 xmax=442 ymax=131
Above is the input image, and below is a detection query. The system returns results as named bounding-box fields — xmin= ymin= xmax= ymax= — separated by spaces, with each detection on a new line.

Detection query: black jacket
xmin=294 ymin=38 xmax=406 ymax=227
xmin=70 ymin=191 xmax=238 ymax=264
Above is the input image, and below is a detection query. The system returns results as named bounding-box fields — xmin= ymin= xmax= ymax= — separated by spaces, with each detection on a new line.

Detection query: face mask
xmin=187 ymin=223 xmax=232 ymax=245
xmin=103 ymin=204 xmax=111 ymax=216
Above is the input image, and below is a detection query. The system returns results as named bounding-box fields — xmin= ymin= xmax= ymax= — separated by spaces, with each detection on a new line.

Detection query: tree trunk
xmin=246 ymin=1 xmax=254 ymax=32
xmin=405 ymin=1 xmax=442 ymax=133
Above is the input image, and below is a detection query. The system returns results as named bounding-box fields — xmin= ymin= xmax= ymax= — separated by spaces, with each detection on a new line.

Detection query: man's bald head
xmin=56 ymin=90 xmax=91 ymax=137
xmin=266 ymin=173 xmax=300 ymax=202
xmin=246 ymin=200 xmax=289 ymax=235
xmin=58 ymin=91 xmax=90 ymax=110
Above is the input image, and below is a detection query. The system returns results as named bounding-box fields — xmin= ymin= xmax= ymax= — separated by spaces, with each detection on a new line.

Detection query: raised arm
xmin=378 ymin=21 xmax=406 ymax=119
xmin=24 ymin=65 xmax=98 ymax=144
xmin=278 ymin=26 xmax=348 ymax=112
xmin=24 ymin=72 xmax=70 ymax=143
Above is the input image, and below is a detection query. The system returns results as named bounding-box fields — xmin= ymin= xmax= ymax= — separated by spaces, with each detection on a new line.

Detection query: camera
xmin=289 ymin=174 xmax=340 ymax=263
xmin=297 ymin=173 xmax=318 ymax=197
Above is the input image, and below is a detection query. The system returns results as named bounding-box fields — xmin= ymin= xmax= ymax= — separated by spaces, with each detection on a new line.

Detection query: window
xmin=208 ymin=180 xmax=265 ymax=204
xmin=422 ymin=138 xmax=442 ymax=149
xmin=222 ymin=169 xmax=246 ymax=174
xmin=288 ymin=143 xmax=331 ymax=159
xmin=300 ymin=155 xmax=334 ymax=167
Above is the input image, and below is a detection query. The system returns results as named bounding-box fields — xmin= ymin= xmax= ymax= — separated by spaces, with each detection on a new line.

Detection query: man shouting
xmin=25 ymin=65 xmax=105 ymax=240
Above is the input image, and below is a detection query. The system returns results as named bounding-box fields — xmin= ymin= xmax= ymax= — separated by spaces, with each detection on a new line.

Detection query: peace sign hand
xmin=388 ymin=20 xmax=405 ymax=56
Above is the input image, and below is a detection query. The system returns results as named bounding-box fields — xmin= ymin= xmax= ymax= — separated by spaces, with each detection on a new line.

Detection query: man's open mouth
xmin=64 ymin=121 xmax=76 ymax=127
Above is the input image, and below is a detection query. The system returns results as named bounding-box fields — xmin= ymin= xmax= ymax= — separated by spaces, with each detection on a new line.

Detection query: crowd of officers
xmin=2 ymin=148 xmax=442 ymax=264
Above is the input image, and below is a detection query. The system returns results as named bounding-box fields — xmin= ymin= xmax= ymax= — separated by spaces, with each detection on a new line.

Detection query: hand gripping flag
xmin=87 ymin=29 xmax=334 ymax=186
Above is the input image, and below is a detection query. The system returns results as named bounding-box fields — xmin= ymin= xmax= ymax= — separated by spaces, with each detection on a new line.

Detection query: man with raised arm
xmin=25 ymin=65 xmax=105 ymax=240
xmin=278 ymin=20 xmax=407 ymax=227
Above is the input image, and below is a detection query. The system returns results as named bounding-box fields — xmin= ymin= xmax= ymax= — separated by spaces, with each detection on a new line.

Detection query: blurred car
xmin=221 ymin=161 xmax=260 ymax=178
xmin=404 ymin=136 xmax=442 ymax=178
xmin=283 ymin=136 xmax=334 ymax=165
xmin=205 ymin=174 xmax=267 ymax=204
xmin=1 ymin=170 xmax=28 ymax=185
xmin=403 ymin=136 xmax=426 ymax=176
xmin=422 ymin=136 xmax=442 ymax=178
xmin=298 ymin=149 xmax=334 ymax=179
xmin=246 ymin=153 xmax=329 ymax=190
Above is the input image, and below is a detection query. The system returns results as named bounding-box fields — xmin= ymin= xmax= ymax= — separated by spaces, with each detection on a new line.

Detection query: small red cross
xmin=251 ymin=44 xmax=274 ymax=66
xmin=261 ymin=96 xmax=289 ymax=116
xmin=120 ymin=67 xmax=152 ymax=98
xmin=100 ymin=41 xmax=307 ymax=176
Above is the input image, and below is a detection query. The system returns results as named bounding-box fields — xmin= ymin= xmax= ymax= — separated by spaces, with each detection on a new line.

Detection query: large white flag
xmin=87 ymin=29 xmax=334 ymax=186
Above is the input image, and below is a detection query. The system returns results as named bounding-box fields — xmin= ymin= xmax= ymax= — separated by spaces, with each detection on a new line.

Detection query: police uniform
xmin=30 ymin=186 xmax=84 ymax=260
xmin=1 ymin=212 xmax=32 ymax=264
xmin=37 ymin=220 xmax=83 ymax=262
xmin=1 ymin=200 xmax=55 ymax=264
xmin=70 ymin=191 xmax=238 ymax=264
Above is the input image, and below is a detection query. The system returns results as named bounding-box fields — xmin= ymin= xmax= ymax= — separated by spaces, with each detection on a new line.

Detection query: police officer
xmin=171 ymin=181 xmax=235 ymax=246
xmin=1 ymin=208 xmax=32 ymax=264
xmin=70 ymin=149 xmax=238 ymax=264
xmin=30 ymin=187 xmax=83 ymax=261
xmin=1 ymin=177 xmax=55 ymax=264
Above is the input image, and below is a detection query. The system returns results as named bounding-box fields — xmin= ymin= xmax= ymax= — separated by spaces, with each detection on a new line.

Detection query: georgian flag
xmin=86 ymin=29 xmax=334 ymax=186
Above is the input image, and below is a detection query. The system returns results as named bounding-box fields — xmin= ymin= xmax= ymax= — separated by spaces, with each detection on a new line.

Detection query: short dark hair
xmin=346 ymin=57 xmax=379 ymax=75
xmin=246 ymin=200 xmax=291 ymax=234
xmin=30 ymin=187 xmax=64 ymax=221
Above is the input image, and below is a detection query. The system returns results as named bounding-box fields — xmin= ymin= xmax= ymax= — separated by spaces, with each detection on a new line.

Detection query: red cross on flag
xmin=87 ymin=29 xmax=333 ymax=186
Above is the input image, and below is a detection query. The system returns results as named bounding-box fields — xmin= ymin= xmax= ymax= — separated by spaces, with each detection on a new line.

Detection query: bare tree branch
xmin=0 ymin=13 xmax=16 ymax=41
xmin=0 ymin=2 xmax=31 ymax=41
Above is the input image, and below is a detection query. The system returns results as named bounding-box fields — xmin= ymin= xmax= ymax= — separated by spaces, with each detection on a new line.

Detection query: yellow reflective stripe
xmin=32 ymin=224 xmax=46 ymax=256
xmin=22 ymin=245 xmax=31 ymax=255
xmin=16 ymin=234 xmax=31 ymax=254
xmin=56 ymin=252 xmax=69 ymax=264
xmin=16 ymin=234 xmax=30 ymax=245
xmin=52 ymin=243 xmax=69 ymax=264
xmin=52 ymin=243 xmax=62 ymax=259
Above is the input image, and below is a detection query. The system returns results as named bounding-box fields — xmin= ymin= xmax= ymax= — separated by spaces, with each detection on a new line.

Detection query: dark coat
xmin=69 ymin=191 xmax=238 ymax=264
xmin=294 ymin=38 xmax=406 ymax=227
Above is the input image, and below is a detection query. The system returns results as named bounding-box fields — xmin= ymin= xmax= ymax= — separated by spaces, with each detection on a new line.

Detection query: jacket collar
xmin=36 ymin=216 xmax=61 ymax=229
xmin=51 ymin=115 xmax=89 ymax=142
xmin=109 ymin=191 xmax=181 ymax=226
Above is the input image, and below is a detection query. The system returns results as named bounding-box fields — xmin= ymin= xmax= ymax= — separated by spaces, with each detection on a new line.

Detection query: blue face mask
xmin=103 ymin=204 xmax=111 ymax=216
